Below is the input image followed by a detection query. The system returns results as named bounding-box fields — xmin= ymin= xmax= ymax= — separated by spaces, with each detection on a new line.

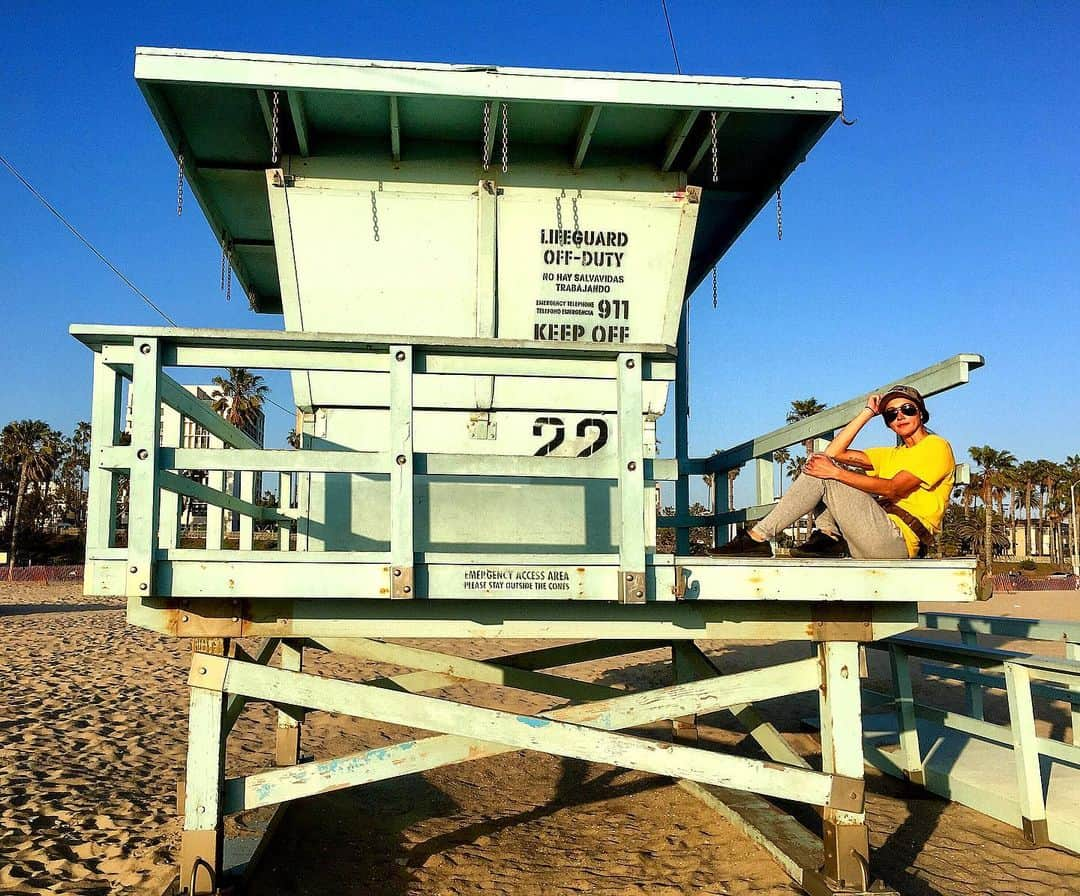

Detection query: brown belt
xmin=877 ymin=501 xmax=934 ymax=556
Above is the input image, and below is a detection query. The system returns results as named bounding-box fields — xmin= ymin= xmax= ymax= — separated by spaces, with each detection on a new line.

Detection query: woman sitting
xmin=710 ymin=385 xmax=955 ymax=559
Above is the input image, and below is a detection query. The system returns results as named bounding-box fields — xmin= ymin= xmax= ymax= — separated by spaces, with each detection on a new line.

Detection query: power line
xmin=659 ymin=0 xmax=683 ymax=75
xmin=0 ymin=150 xmax=297 ymax=420
xmin=0 ymin=150 xmax=179 ymax=326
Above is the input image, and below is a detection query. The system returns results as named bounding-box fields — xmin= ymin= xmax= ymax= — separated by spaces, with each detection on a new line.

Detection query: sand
xmin=2 ymin=581 xmax=1080 ymax=895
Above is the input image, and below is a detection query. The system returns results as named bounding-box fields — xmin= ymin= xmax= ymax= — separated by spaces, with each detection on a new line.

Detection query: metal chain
xmin=482 ymin=101 xmax=492 ymax=170
xmin=572 ymin=189 xmax=580 ymax=232
xmin=225 ymin=241 xmax=232 ymax=302
xmin=176 ymin=153 xmax=184 ymax=216
xmin=710 ymin=112 xmax=718 ymax=183
xmin=711 ymin=266 xmax=718 ymax=308
xmin=500 ymin=103 xmax=509 ymax=174
xmin=840 ymin=94 xmax=857 ymax=127
xmin=776 ymin=187 xmax=783 ymax=241
xmin=271 ymin=91 xmax=280 ymax=164
xmin=370 ymin=191 xmax=380 ymax=242
xmin=220 ymin=237 xmax=227 ymax=291
xmin=556 ymin=189 xmax=564 ymax=230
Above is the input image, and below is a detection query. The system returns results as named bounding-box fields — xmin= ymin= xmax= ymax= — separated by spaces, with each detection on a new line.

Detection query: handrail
xmin=701 ymin=353 xmax=983 ymax=474
xmin=81 ymin=327 xmax=664 ymax=603
xmin=70 ymin=324 xmax=676 ymax=360
xmin=876 ymin=634 xmax=1080 ymax=680
xmin=919 ymin=612 xmax=1080 ymax=644
xmin=660 ymin=352 xmax=983 ymax=543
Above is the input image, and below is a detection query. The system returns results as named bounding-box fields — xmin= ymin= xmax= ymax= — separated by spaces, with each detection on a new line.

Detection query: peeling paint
xmin=516 ymin=715 xmax=550 ymax=728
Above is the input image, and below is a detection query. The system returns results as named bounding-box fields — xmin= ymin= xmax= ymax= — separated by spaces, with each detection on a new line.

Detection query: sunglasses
xmin=883 ymin=403 xmax=920 ymax=424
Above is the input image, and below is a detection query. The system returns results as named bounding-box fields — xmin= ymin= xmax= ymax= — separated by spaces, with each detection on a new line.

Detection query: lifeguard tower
xmin=74 ymin=48 xmax=985 ymax=895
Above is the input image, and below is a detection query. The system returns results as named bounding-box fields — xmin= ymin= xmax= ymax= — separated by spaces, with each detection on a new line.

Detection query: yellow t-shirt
xmin=864 ymin=435 xmax=955 ymax=557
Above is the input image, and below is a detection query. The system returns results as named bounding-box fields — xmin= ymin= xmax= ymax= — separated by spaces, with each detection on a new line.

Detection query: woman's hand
xmin=865 ymin=394 xmax=881 ymax=416
xmin=805 ymin=452 xmax=840 ymax=480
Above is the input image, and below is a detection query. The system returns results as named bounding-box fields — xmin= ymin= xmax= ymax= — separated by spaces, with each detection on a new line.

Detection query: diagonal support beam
xmin=200 ymin=654 xmax=859 ymax=814
xmin=287 ymin=91 xmax=310 ymax=156
xmin=224 ymin=638 xmax=281 ymax=732
xmin=660 ymin=110 xmax=700 ymax=172
xmin=674 ymin=642 xmax=811 ymax=770
xmin=496 ymin=639 xmax=669 ymax=670
xmin=389 ymin=96 xmax=401 ymax=162
xmin=573 ymin=105 xmax=602 ymax=170
xmin=704 ymin=353 xmax=985 ymax=474
xmin=310 ymin=637 xmax=617 ymax=703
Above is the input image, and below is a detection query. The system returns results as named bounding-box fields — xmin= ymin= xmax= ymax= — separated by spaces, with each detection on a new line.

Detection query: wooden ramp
xmin=862 ymin=711 xmax=1080 ymax=853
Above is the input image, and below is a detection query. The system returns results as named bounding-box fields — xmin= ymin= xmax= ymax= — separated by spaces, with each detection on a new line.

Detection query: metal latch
xmin=468 ymin=413 xmax=497 ymax=440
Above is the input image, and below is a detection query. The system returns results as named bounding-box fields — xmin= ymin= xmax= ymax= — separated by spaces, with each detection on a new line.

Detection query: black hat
xmin=880 ymin=384 xmax=929 ymax=423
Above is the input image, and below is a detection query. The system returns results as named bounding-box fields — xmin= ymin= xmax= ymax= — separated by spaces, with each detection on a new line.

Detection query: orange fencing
xmin=0 ymin=565 xmax=85 ymax=583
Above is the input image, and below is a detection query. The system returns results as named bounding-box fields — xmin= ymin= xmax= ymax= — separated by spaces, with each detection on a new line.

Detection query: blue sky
xmin=2 ymin=2 xmax=1078 ymax=501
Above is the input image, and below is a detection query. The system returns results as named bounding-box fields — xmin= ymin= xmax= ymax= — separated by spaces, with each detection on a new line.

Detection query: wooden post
xmin=276 ymin=641 xmax=304 ymax=766
xmin=278 ymin=471 xmax=292 ymax=552
xmin=389 ymin=344 xmax=414 ymax=599
xmin=888 ymin=644 xmax=923 ymax=784
xmin=1067 ymin=640 xmax=1080 ymax=743
xmin=961 ymin=630 xmax=985 ymax=719
xmin=617 ymin=351 xmax=645 ymax=603
xmin=181 ymin=645 xmax=228 ymax=893
xmin=818 ymin=641 xmax=869 ymax=890
xmin=126 ymin=337 xmax=161 ymax=599
xmin=1005 ymin=661 xmax=1049 ymax=844
xmin=205 ymin=435 xmax=225 ymax=551
xmin=159 ymin=406 xmax=183 ymax=549
xmin=86 ymin=352 xmax=123 ymax=552
xmin=239 ymin=470 xmax=255 ymax=551
xmin=670 ymin=642 xmax=699 ymax=744
xmin=674 ymin=312 xmax=690 ymax=554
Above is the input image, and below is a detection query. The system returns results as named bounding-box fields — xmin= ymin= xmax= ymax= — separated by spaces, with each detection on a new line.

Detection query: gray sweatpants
xmin=752 ymin=473 xmax=910 ymax=559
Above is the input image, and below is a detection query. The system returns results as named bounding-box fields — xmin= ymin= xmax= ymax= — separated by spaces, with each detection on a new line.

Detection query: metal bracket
xmin=811 ymin=604 xmax=874 ymax=642
xmin=618 ymin=571 xmax=646 ymax=605
xmin=180 ymin=830 xmax=219 ymax=896
xmin=391 ymin=565 xmax=414 ymax=599
xmin=827 ymin=775 xmax=866 ymax=813
xmin=171 ymin=601 xmax=246 ymax=639
xmin=802 ymin=868 xmax=892 ymax=896
xmin=1022 ymin=816 xmax=1051 ymax=846
xmin=904 ymin=768 xmax=926 ymax=787
xmin=270 ymin=168 xmax=295 ymax=188
xmin=468 ymin=413 xmax=497 ymax=440
xmin=821 ymin=822 xmax=870 ymax=892
xmin=673 ymin=566 xmax=688 ymax=600
xmin=188 ymin=654 xmax=229 ymax=692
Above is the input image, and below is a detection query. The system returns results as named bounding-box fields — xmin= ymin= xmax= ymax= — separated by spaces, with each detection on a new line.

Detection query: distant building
xmin=125 ymin=385 xmax=266 ymax=532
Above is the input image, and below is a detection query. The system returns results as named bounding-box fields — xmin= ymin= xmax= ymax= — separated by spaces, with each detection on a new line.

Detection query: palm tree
xmin=969 ymin=446 xmax=1016 ymax=572
xmin=950 ymin=506 xmax=1011 ymax=559
xmin=1034 ymin=459 xmax=1057 ymax=557
xmin=784 ymin=453 xmax=809 ymax=540
xmin=35 ymin=429 xmax=65 ymax=530
xmin=1014 ymin=460 xmax=1040 ymax=559
xmin=772 ymin=447 xmax=791 ymax=497
xmin=210 ymin=368 xmax=269 ymax=433
xmin=786 ymin=398 xmax=827 ymax=540
xmin=1 ymin=420 xmax=59 ymax=570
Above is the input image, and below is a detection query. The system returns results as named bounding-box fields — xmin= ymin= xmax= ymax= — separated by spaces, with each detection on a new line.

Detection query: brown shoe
xmin=707 ymin=529 xmax=773 ymax=557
